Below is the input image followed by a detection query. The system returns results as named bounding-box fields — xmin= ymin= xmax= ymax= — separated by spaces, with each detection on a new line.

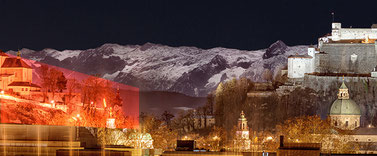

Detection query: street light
xmin=51 ymin=100 xmax=55 ymax=108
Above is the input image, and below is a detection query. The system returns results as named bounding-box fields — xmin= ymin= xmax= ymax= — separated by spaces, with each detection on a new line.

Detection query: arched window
xmin=345 ymin=121 xmax=349 ymax=127
xmin=355 ymin=121 xmax=357 ymax=127
xmin=335 ymin=121 xmax=338 ymax=126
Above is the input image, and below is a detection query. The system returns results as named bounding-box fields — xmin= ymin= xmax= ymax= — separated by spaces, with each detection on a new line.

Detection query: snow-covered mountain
xmin=7 ymin=40 xmax=308 ymax=97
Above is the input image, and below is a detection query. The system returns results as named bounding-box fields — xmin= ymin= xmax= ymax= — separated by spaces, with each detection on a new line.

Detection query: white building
xmin=287 ymin=47 xmax=317 ymax=79
xmin=330 ymin=23 xmax=377 ymax=41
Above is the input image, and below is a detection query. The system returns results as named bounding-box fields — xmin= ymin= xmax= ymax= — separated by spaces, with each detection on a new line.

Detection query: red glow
xmin=0 ymin=54 xmax=139 ymax=128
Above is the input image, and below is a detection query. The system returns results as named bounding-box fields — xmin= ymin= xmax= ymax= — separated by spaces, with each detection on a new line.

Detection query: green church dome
xmin=329 ymin=81 xmax=361 ymax=115
xmin=329 ymin=99 xmax=361 ymax=115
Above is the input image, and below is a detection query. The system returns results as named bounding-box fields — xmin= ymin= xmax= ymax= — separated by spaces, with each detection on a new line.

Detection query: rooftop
xmin=1 ymin=57 xmax=32 ymax=69
xmin=8 ymin=82 xmax=41 ymax=88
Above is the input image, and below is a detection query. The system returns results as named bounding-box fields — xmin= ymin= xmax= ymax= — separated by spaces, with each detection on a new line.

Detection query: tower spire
xmin=338 ymin=80 xmax=349 ymax=99
xmin=17 ymin=50 xmax=21 ymax=58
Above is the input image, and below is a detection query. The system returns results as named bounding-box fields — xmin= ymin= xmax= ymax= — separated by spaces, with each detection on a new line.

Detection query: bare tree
xmin=40 ymin=65 xmax=67 ymax=101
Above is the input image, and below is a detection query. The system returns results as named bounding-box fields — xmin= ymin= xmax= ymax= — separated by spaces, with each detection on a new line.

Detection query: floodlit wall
xmin=331 ymin=23 xmax=377 ymax=41
xmin=288 ymin=57 xmax=312 ymax=78
xmin=318 ymin=43 xmax=377 ymax=74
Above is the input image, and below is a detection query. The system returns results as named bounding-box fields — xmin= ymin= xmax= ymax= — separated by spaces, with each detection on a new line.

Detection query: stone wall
xmin=317 ymin=43 xmax=377 ymax=74
xmin=338 ymin=28 xmax=377 ymax=40
xmin=288 ymin=57 xmax=312 ymax=78
xmin=303 ymin=75 xmax=377 ymax=125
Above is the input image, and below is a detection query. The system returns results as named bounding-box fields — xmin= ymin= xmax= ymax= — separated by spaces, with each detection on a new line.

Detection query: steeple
xmin=338 ymin=77 xmax=349 ymax=99
xmin=238 ymin=111 xmax=248 ymax=131
xmin=17 ymin=50 xmax=21 ymax=58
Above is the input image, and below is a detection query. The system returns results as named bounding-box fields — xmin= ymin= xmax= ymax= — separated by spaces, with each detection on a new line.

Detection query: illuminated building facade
xmin=0 ymin=51 xmax=40 ymax=95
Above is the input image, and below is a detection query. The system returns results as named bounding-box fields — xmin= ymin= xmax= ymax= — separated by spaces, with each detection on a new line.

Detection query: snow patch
xmin=103 ymin=71 xmax=121 ymax=80
xmin=46 ymin=49 xmax=81 ymax=61
xmin=205 ymin=67 xmax=246 ymax=88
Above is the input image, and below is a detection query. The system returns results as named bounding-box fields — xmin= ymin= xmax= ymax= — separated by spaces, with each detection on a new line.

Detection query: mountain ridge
xmin=6 ymin=41 xmax=308 ymax=97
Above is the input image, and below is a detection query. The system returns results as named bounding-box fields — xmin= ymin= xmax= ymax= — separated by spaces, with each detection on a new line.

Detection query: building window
xmin=25 ymin=88 xmax=28 ymax=91
xmin=335 ymin=121 xmax=338 ymax=126
xmin=345 ymin=121 xmax=348 ymax=127
xmin=355 ymin=121 xmax=357 ymax=127
xmin=368 ymin=138 xmax=371 ymax=142
xmin=21 ymin=88 xmax=24 ymax=91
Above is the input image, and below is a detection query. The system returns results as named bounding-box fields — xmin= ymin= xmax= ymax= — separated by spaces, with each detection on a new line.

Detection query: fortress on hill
xmin=288 ymin=22 xmax=377 ymax=78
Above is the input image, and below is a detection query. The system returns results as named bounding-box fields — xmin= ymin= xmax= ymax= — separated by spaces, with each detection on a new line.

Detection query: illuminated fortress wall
xmin=331 ymin=23 xmax=377 ymax=41
xmin=317 ymin=43 xmax=377 ymax=74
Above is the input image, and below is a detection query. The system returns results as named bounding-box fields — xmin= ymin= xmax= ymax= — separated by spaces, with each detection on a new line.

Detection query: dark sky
xmin=1 ymin=0 xmax=377 ymax=51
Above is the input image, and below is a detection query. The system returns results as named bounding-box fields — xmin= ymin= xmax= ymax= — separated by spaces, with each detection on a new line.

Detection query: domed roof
xmin=329 ymin=81 xmax=361 ymax=115
xmin=330 ymin=99 xmax=361 ymax=115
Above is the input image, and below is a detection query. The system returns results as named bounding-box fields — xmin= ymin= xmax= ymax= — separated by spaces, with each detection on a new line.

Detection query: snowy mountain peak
xmin=6 ymin=41 xmax=308 ymax=97
xmin=263 ymin=40 xmax=288 ymax=59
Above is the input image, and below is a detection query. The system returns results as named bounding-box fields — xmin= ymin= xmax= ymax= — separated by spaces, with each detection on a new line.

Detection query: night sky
xmin=1 ymin=0 xmax=377 ymax=51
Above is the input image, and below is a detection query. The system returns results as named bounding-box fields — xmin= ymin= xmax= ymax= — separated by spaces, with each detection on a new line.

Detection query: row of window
xmin=21 ymin=88 xmax=29 ymax=91
xmin=334 ymin=120 xmax=357 ymax=127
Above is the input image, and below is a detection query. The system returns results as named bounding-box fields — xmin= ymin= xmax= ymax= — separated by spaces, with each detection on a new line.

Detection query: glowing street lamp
xmin=1 ymin=90 xmax=4 ymax=94
xmin=51 ymin=100 xmax=55 ymax=108
xmin=213 ymin=136 xmax=220 ymax=151
xmin=183 ymin=136 xmax=188 ymax=140
xmin=266 ymin=136 xmax=273 ymax=141
xmin=213 ymin=136 xmax=218 ymax=140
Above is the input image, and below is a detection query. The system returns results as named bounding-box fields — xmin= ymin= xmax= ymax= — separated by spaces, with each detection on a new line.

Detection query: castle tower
xmin=331 ymin=23 xmax=341 ymax=41
xmin=308 ymin=47 xmax=315 ymax=58
xmin=308 ymin=47 xmax=316 ymax=73
xmin=329 ymin=79 xmax=361 ymax=130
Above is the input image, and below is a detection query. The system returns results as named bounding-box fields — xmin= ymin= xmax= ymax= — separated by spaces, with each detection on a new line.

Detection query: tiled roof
xmin=8 ymin=82 xmax=41 ymax=88
xmin=1 ymin=58 xmax=32 ymax=69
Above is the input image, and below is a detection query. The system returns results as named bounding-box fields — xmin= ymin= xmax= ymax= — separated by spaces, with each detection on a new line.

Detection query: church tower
xmin=329 ymin=79 xmax=361 ymax=130
xmin=234 ymin=111 xmax=251 ymax=151
xmin=238 ymin=111 xmax=248 ymax=131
